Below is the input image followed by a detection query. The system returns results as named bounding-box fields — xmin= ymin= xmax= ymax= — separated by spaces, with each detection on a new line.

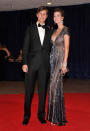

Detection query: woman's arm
xmin=61 ymin=34 xmax=70 ymax=74
xmin=63 ymin=34 xmax=70 ymax=65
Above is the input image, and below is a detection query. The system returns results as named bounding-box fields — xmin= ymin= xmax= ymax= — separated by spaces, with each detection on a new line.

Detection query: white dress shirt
xmin=37 ymin=22 xmax=45 ymax=46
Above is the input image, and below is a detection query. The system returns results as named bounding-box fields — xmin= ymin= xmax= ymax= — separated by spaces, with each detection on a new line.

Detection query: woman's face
xmin=54 ymin=11 xmax=63 ymax=24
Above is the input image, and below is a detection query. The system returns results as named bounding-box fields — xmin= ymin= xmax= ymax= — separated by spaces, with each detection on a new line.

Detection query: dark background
xmin=0 ymin=3 xmax=90 ymax=80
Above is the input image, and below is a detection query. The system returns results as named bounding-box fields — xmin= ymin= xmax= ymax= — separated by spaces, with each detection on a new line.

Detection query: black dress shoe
xmin=58 ymin=122 xmax=66 ymax=126
xmin=38 ymin=117 xmax=46 ymax=124
xmin=22 ymin=118 xmax=29 ymax=125
xmin=65 ymin=120 xmax=68 ymax=123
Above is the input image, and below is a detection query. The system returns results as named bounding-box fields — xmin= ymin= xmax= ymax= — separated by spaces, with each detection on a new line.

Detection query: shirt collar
xmin=36 ymin=21 xmax=45 ymax=27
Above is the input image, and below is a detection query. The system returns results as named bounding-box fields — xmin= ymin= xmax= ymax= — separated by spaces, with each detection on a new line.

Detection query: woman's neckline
xmin=52 ymin=26 xmax=65 ymax=42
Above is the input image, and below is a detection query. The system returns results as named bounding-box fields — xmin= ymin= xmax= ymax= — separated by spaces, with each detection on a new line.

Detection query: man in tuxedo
xmin=22 ymin=6 xmax=52 ymax=125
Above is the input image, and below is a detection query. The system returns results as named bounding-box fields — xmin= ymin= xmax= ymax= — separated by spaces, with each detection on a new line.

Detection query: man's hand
xmin=22 ymin=65 xmax=28 ymax=72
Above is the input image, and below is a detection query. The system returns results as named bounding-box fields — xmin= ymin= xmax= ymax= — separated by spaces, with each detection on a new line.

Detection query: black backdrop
xmin=0 ymin=3 xmax=90 ymax=79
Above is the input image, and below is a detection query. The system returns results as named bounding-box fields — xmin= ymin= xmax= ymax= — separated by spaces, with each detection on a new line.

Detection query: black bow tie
xmin=38 ymin=24 xmax=45 ymax=29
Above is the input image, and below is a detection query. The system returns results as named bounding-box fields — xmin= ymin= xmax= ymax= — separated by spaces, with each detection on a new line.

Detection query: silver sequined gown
xmin=47 ymin=26 xmax=70 ymax=124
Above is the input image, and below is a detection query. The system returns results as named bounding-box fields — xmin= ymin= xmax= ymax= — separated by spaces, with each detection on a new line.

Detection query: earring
xmin=61 ymin=20 xmax=63 ymax=24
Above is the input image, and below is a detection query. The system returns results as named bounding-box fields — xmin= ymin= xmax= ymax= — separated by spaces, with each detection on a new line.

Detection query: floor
xmin=0 ymin=78 xmax=90 ymax=94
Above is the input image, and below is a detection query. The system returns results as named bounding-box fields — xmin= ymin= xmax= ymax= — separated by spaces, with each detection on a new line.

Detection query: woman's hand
xmin=22 ymin=65 xmax=28 ymax=72
xmin=61 ymin=63 xmax=68 ymax=75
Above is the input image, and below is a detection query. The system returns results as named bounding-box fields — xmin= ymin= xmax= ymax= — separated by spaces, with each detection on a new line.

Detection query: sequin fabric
xmin=47 ymin=26 xmax=70 ymax=124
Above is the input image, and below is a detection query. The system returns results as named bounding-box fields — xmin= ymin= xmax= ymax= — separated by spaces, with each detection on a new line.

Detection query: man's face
xmin=37 ymin=10 xmax=48 ymax=23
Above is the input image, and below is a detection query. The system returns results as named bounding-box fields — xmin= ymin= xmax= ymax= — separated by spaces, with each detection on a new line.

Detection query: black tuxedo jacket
xmin=22 ymin=23 xmax=53 ymax=71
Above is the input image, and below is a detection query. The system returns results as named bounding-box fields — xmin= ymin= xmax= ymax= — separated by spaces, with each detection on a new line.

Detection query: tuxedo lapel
xmin=43 ymin=27 xmax=48 ymax=46
xmin=33 ymin=24 xmax=41 ymax=46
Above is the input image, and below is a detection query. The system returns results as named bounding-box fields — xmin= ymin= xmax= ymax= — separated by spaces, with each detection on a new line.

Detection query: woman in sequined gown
xmin=47 ymin=8 xmax=70 ymax=126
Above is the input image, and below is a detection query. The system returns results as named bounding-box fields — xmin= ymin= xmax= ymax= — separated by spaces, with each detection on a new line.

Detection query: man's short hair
xmin=37 ymin=6 xmax=48 ymax=14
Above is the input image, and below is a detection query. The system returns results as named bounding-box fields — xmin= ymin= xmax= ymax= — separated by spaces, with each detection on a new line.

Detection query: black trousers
xmin=24 ymin=68 xmax=49 ymax=119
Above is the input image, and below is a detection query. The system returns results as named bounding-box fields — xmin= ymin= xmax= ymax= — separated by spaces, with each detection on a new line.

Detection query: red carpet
xmin=0 ymin=93 xmax=90 ymax=131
